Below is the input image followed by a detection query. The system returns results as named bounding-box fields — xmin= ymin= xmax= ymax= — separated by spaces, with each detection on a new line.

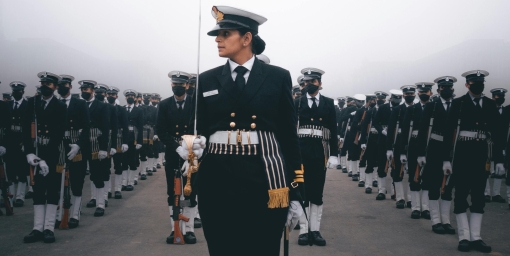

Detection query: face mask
xmin=107 ymin=96 xmax=116 ymax=104
xmin=81 ymin=92 xmax=92 ymax=100
xmin=390 ymin=99 xmax=401 ymax=106
xmin=186 ymin=87 xmax=195 ymax=96
xmin=355 ymin=101 xmax=364 ymax=108
xmin=143 ymin=99 xmax=150 ymax=105
xmin=369 ymin=102 xmax=376 ymax=108
xmin=40 ymin=85 xmax=55 ymax=97
xmin=468 ymin=83 xmax=484 ymax=95
xmin=12 ymin=91 xmax=23 ymax=101
xmin=126 ymin=98 xmax=135 ymax=104
xmin=57 ymin=86 xmax=70 ymax=96
xmin=95 ymin=94 xmax=105 ymax=102
xmin=338 ymin=102 xmax=345 ymax=108
xmin=495 ymin=97 xmax=505 ymax=105
xmin=172 ymin=86 xmax=186 ymax=97
xmin=440 ymin=88 xmax=453 ymax=99
xmin=305 ymin=83 xmax=319 ymax=94
xmin=419 ymin=94 xmax=430 ymax=102
xmin=404 ymin=95 xmax=415 ymax=104
xmin=377 ymin=99 xmax=385 ymax=106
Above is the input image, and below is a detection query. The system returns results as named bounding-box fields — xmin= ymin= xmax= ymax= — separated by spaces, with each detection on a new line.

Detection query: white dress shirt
xmin=126 ymin=104 xmax=134 ymax=112
xmin=13 ymin=98 xmax=24 ymax=109
xmin=468 ymin=93 xmax=483 ymax=107
xmin=229 ymin=55 xmax=255 ymax=82
xmin=41 ymin=95 xmax=53 ymax=109
xmin=307 ymin=92 xmax=321 ymax=108
xmin=86 ymin=97 xmax=95 ymax=108
xmin=61 ymin=95 xmax=72 ymax=108
xmin=440 ymin=97 xmax=452 ymax=111
xmin=174 ymin=94 xmax=187 ymax=109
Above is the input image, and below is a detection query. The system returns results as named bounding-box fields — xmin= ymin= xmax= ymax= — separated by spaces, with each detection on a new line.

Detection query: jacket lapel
xmin=217 ymin=61 xmax=240 ymax=99
xmin=239 ymin=59 xmax=267 ymax=104
xmin=89 ymin=99 xmax=99 ymax=116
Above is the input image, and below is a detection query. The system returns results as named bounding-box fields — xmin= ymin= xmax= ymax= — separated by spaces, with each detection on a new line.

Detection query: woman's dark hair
xmin=238 ymin=28 xmax=266 ymax=55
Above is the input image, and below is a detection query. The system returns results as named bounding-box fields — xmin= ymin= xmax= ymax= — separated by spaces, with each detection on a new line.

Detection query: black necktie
xmin=127 ymin=106 xmax=131 ymax=112
xmin=61 ymin=98 xmax=67 ymax=103
xmin=445 ymin=101 xmax=451 ymax=112
xmin=177 ymin=100 xmax=184 ymax=111
xmin=473 ymin=98 xmax=481 ymax=110
xmin=14 ymin=102 xmax=18 ymax=109
xmin=41 ymin=100 xmax=47 ymax=109
xmin=311 ymin=97 xmax=318 ymax=111
xmin=234 ymin=66 xmax=248 ymax=91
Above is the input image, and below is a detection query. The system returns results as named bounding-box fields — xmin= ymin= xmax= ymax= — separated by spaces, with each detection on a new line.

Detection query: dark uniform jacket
xmin=400 ymin=102 xmax=426 ymax=155
xmin=351 ymin=105 xmax=369 ymax=142
xmin=295 ymin=94 xmax=339 ymax=158
xmin=63 ymin=97 xmax=90 ymax=149
xmin=156 ymin=95 xmax=194 ymax=152
xmin=359 ymin=106 xmax=377 ymax=145
xmin=86 ymin=99 xmax=110 ymax=152
xmin=106 ymin=103 xmax=118 ymax=150
xmin=504 ymin=105 xmax=510 ymax=162
xmin=386 ymin=103 xmax=410 ymax=150
xmin=335 ymin=105 xmax=344 ymax=135
xmin=416 ymin=98 xmax=449 ymax=156
xmin=6 ymin=99 xmax=27 ymax=150
xmin=125 ymin=104 xmax=143 ymax=145
xmin=0 ymin=101 xmax=11 ymax=149
xmin=145 ymin=105 xmax=158 ymax=126
xmin=197 ymin=58 xmax=301 ymax=173
xmin=373 ymin=103 xmax=393 ymax=135
xmin=338 ymin=105 xmax=357 ymax=138
xmin=115 ymin=104 xmax=129 ymax=144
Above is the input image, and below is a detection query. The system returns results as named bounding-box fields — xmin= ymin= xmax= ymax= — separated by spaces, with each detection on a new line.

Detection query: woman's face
xmin=215 ymin=29 xmax=246 ymax=58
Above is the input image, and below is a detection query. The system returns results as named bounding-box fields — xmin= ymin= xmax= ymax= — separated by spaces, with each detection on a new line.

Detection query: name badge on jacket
xmin=203 ymin=90 xmax=218 ymax=97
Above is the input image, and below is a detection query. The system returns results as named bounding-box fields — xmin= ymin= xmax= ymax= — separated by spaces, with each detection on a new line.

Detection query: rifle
xmin=359 ymin=108 xmax=373 ymax=159
xmin=59 ymin=165 xmax=71 ymax=229
xmin=181 ymin=135 xmax=199 ymax=196
xmin=443 ymin=100 xmax=463 ymax=194
xmin=29 ymin=96 xmax=38 ymax=186
xmin=354 ymin=108 xmax=367 ymax=145
xmin=0 ymin=160 xmax=14 ymax=215
xmin=415 ymin=102 xmax=437 ymax=183
xmin=386 ymin=106 xmax=402 ymax=175
xmin=172 ymin=169 xmax=189 ymax=244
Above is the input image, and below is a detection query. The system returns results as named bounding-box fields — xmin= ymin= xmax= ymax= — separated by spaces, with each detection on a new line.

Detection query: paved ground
xmin=1 ymin=163 xmax=509 ymax=256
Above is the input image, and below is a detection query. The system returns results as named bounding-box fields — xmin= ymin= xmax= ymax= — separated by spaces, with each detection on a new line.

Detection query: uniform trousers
xmin=5 ymin=144 xmax=29 ymax=183
xmin=423 ymin=140 xmax=452 ymax=201
xmin=68 ymin=160 xmax=86 ymax=196
xmin=122 ymin=144 xmax=139 ymax=171
xmin=407 ymin=137 xmax=423 ymax=191
xmin=377 ymin=134 xmax=389 ymax=178
xmin=303 ymin=156 xmax=327 ymax=205
xmin=198 ymin=154 xmax=287 ymax=256
xmin=164 ymin=151 xmax=197 ymax=207
xmin=89 ymin=159 xmax=109 ymax=188
xmin=33 ymin=166 xmax=62 ymax=205
xmin=390 ymin=135 xmax=404 ymax=182
xmin=364 ymin=133 xmax=379 ymax=173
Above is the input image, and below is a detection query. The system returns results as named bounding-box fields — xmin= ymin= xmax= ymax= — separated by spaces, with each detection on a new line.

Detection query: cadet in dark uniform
xmin=400 ymin=83 xmax=433 ymax=219
xmin=354 ymin=94 xmax=376 ymax=187
xmin=79 ymin=80 xmax=110 ymax=217
xmin=441 ymin=70 xmax=503 ymax=252
xmin=292 ymin=85 xmax=302 ymax=99
xmin=373 ymin=90 xmax=402 ymax=200
xmin=56 ymin=75 xmax=90 ymax=228
xmin=106 ymin=86 xmax=129 ymax=199
xmin=483 ymin=88 xmax=508 ymax=203
xmin=196 ymin=6 xmax=304 ymax=255
xmin=150 ymin=93 xmax=164 ymax=170
xmin=360 ymin=91 xmax=388 ymax=193
xmin=23 ymin=72 xmax=66 ymax=243
xmin=141 ymin=92 xmax=157 ymax=178
xmin=351 ymin=94 xmax=372 ymax=185
xmin=417 ymin=76 xmax=457 ymax=235
xmin=2 ymin=93 xmax=11 ymax=101
xmin=5 ymin=82 xmax=29 ymax=207
xmin=122 ymin=90 xmax=143 ymax=191
xmin=338 ymin=96 xmax=358 ymax=175
xmin=505 ymin=103 xmax=510 ymax=209
xmin=295 ymin=67 xmax=338 ymax=246
xmin=335 ymin=97 xmax=346 ymax=170
xmin=0 ymin=82 xmax=12 ymax=216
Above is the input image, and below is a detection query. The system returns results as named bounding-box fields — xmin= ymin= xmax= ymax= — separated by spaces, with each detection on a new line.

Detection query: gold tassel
xmin=267 ymin=187 xmax=289 ymax=208
xmin=56 ymin=165 xmax=64 ymax=173
xmin=92 ymin=152 xmax=98 ymax=160
xmin=72 ymin=154 xmax=82 ymax=162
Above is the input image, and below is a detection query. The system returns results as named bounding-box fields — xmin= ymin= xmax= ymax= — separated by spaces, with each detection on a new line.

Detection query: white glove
xmin=361 ymin=144 xmax=367 ymax=150
xmin=443 ymin=161 xmax=452 ymax=175
xmin=495 ymin=163 xmax=506 ymax=176
xmin=400 ymin=154 xmax=407 ymax=164
xmin=67 ymin=144 xmax=80 ymax=160
xmin=386 ymin=150 xmax=393 ymax=161
xmin=503 ymin=150 xmax=506 ymax=157
xmin=98 ymin=150 xmax=108 ymax=160
xmin=135 ymin=144 xmax=142 ymax=150
xmin=26 ymin=153 xmax=40 ymax=166
xmin=153 ymin=135 xmax=159 ymax=140
xmin=195 ymin=136 xmax=207 ymax=149
xmin=21 ymin=145 xmax=24 ymax=152
xmin=121 ymin=144 xmax=129 ymax=153
xmin=417 ymin=156 xmax=426 ymax=166
xmin=181 ymin=160 xmax=189 ymax=177
xmin=327 ymin=156 xmax=339 ymax=169
xmin=339 ymin=138 xmax=344 ymax=143
xmin=382 ymin=129 xmax=387 ymax=136
xmin=286 ymin=200 xmax=302 ymax=231
xmin=176 ymin=146 xmax=188 ymax=160
xmin=337 ymin=135 xmax=341 ymax=139
xmin=0 ymin=146 xmax=6 ymax=156
xmin=110 ymin=148 xmax=117 ymax=156
xmin=351 ymin=111 xmax=356 ymax=116
xmin=38 ymin=160 xmax=49 ymax=176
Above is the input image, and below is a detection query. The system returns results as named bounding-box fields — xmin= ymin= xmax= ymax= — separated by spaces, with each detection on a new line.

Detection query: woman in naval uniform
xmin=193 ymin=5 xmax=304 ymax=256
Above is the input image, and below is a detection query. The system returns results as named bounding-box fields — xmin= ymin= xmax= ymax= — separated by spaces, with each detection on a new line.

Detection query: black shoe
xmin=43 ymin=229 xmax=55 ymax=243
xmin=166 ymin=231 xmax=174 ymax=244
xmin=411 ymin=210 xmax=421 ymax=219
xmin=134 ymin=180 xmax=138 ymax=185
xmin=69 ymin=218 xmax=79 ymax=229
xmin=25 ymin=191 xmax=34 ymax=199
xmin=492 ymin=195 xmax=506 ymax=203
xmin=484 ymin=195 xmax=491 ymax=202
xmin=358 ymin=181 xmax=365 ymax=187
xmin=458 ymin=239 xmax=470 ymax=252
xmin=152 ymin=167 xmax=157 ymax=173
xmin=391 ymin=195 xmax=396 ymax=201
xmin=421 ymin=210 xmax=431 ymax=219
xmin=298 ymin=233 xmax=309 ymax=246
xmin=54 ymin=220 xmax=61 ymax=229
xmin=342 ymin=168 xmax=347 ymax=173
xmin=184 ymin=232 xmax=197 ymax=244
xmin=94 ymin=207 xmax=105 ymax=217
xmin=352 ymin=175 xmax=359 ymax=181
xmin=336 ymin=164 xmax=342 ymax=170
xmin=114 ymin=191 xmax=122 ymax=199
xmin=14 ymin=199 xmax=24 ymax=207
xmin=396 ymin=199 xmax=405 ymax=209
xmin=432 ymin=223 xmax=446 ymax=234
xmin=125 ymin=185 xmax=134 ymax=191
xmin=372 ymin=180 xmax=378 ymax=187
xmin=470 ymin=240 xmax=492 ymax=253
xmin=294 ymin=223 xmax=300 ymax=230
xmin=163 ymin=161 xmax=166 ymax=166
xmin=108 ymin=192 xmax=112 ymax=199
xmin=121 ymin=185 xmax=127 ymax=191
xmin=194 ymin=218 xmax=202 ymax=228
xmin=312 ymin=231 xmax=326 ymax=246
xmin=105 ymin=200 xmax=108 ymax=207
xmin=406 ymin=201 xmax=412 ymax=208
xmin=24 ymin=230 xmax=44 ymax=243
xmin=442 ymin=224 xmax=455 ymax=234
xmin=157 ymin=163 xmax=161 ymax=169
xmin=86 ymin=199 xmax=96 ymax=208
xmin=365 ymin=187 xmax=372 ymax=194
xmin=147 ymin=171 xmax=153 ymax=176
xmin=376 ymin=193 xmax=386 ymax=200
xmin=348 ymin=172 xmax=352 ymax=177
xmin=141 ymin=174 xmax=147 ymax=180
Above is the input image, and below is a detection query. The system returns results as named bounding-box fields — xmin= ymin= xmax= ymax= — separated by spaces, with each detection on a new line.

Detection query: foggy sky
xmin=1 ymin=0 xmax=510 ymax=102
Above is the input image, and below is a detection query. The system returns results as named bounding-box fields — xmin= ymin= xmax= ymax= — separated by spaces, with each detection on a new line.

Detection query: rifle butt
xmin=413 ymin=165 xmax=420 ymax=183
xmin=441 ymin=175 xmax=447 ymax=194
xmin=173 ymin=220 xmax=185 ymax=244
xmin=59 ymin=210 xmax=70 ymax=229
xmin=30 ymin=166 xmax=35 ymax=186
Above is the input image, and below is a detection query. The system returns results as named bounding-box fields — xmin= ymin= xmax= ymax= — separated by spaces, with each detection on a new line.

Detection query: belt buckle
xmin=237 ymin=130 xmax=242 ymax=145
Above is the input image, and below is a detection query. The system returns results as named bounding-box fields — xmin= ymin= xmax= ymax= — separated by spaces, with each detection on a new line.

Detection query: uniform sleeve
xmin=359 ymin=109 xmax=372 ymax=145
xmin=156 ymin=100 xmax=180 ymax=151
xmin=120 ymin=107 xmax=129 ymax=143
xmin=373 ymin=105 xmax=384 ymax=133
xmin=327 ymin=99 xmax=339 ymax=157
xmin=400 ymin=106 xmax=413 ymax=155
xmin=416 ymin=103 xmax=434 ymax=157
xmin=47 ymin=102 xmax=67 ymax=155
xmin=386 ymin=106 xmax=399 ymax=150
xmin=442 ymin=99 xmax=462 ymax=161
xmin=0 ymin=102 xmax=12 ymax=147
xmin=22 ymin=98 xmax=35 ymax=155
xmin=110 ymin=105 xmax=118 ymax=149
xmin=98 ymin=104 xmax=111 ymax=151
xmin=77 ymin=100 xmax=91 ymax=149
xmin=135 ymin=108 xmax=143 ymax=145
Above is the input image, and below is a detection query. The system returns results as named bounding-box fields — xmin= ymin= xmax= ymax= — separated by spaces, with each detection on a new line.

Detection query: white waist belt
xmin=397 ymin=128 xmax=402 ymax=134
xmin=209 ymin=131 xmax=259 ymax=145
xmin=370 ymin=127 xmax=378 ymax=133
xmin=459 ymin=131 xmax=487 ymax=139
xmin=411 ymin=130 xmax=419 ymax=136
xmin=430 ymin=133 xmax=443 ymax=141
xmin=298 ymin=129 xmax=323 ymax=137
